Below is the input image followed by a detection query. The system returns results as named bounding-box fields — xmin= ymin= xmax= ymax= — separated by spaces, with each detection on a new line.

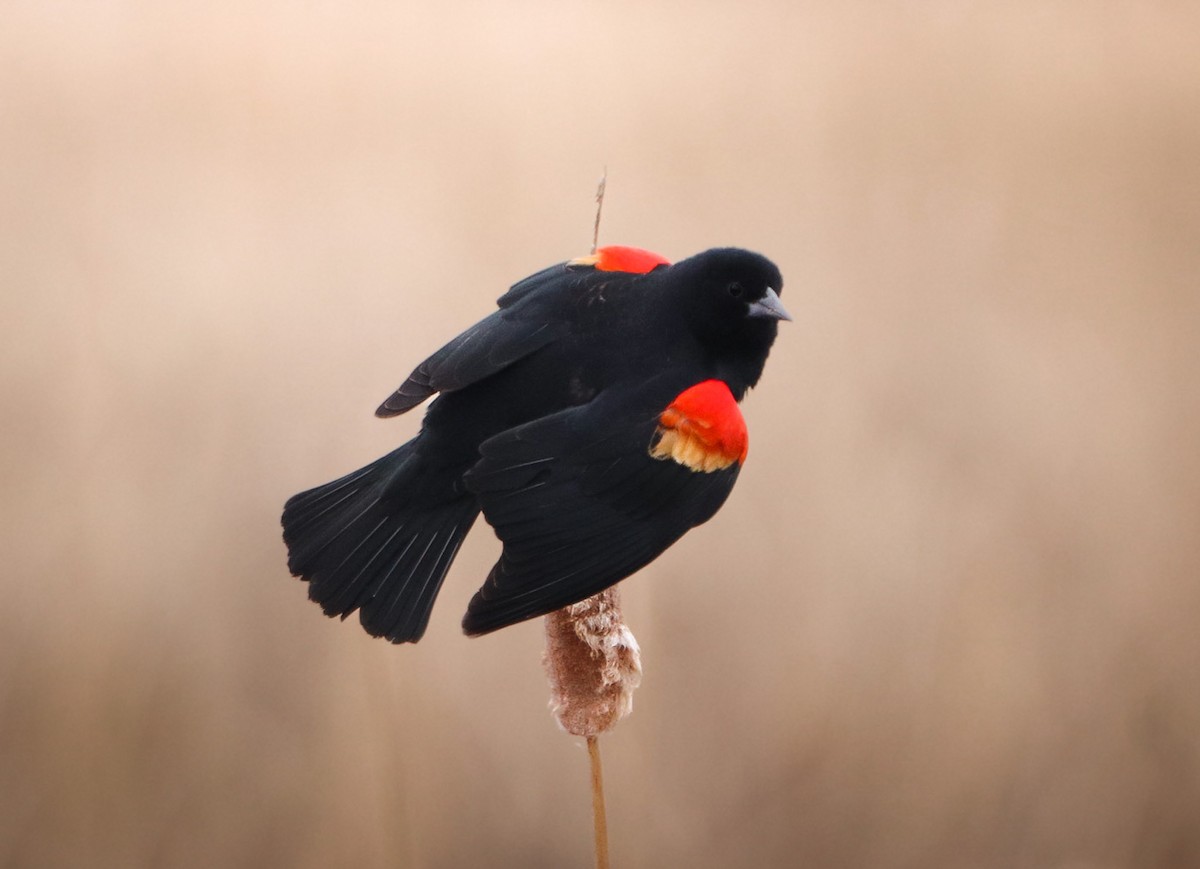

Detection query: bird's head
xmin=669 ymin=247 xmax=789 ymax=391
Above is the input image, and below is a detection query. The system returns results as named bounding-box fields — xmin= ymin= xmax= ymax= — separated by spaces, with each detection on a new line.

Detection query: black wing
xmin=460 ymin=386 xmax=740 ymax=635
xmin=375 ymin=261 xmax=618 ymax=417
xmin=375 ymin=309 xmax=559 ymax=416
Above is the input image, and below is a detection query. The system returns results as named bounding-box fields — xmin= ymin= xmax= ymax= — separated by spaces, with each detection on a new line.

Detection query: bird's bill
xmin=747 ymin=288 xmax=792 ymax=321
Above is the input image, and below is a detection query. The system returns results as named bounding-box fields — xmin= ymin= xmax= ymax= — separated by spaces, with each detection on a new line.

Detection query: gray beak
xmin=747 ymin=287 xmax=792 ymax=322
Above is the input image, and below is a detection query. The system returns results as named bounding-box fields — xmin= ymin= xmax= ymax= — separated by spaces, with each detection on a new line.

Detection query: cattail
xmin=544 ymin=584 xmax=641 ymax=869
xmin=543 ymin=586 xmax=642 ymax=737
xmin=547 ymin=170 xmax=640 ymax=869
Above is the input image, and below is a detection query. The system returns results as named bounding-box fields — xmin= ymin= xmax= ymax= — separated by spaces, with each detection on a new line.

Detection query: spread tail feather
xmin=282 ymin=442 xmax=479 ymax=643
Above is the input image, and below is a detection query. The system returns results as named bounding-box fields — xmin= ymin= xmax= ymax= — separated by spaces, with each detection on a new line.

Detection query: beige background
xmin=3 ymin=3 xmax=1198 ymax=867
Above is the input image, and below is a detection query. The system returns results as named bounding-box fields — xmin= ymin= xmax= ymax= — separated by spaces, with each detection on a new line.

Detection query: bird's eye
xmin=727 ymin=282 xmax=744 ymax=298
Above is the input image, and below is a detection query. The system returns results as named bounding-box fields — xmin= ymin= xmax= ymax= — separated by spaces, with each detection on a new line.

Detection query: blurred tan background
xmin=3 ymin=3 xmax=1198 ymax=867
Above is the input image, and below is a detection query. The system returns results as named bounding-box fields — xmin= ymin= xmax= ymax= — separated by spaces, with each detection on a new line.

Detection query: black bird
xmin=282 ymin=245 xmax=789 ymax=643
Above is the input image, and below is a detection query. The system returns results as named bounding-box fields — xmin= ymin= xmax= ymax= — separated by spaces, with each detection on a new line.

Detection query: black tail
xmin=282 ymin=440 xmax=479 ymax=643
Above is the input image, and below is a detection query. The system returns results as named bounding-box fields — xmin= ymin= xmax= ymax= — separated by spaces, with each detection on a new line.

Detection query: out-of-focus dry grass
xmin=2 ymin=3 xmax=1198 ymax=867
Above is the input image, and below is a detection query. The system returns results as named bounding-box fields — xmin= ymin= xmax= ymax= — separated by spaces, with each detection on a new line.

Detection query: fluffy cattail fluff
xmin=543 ymin=586 xmax=643 ymax=737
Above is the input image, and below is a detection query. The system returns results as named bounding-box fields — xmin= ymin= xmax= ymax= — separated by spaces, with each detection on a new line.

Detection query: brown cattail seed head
xmin=543 ymin=586 xmax=643 ymax=737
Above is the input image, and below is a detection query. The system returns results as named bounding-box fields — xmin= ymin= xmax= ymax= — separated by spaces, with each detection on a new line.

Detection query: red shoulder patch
xmin=649 ymin=380 xmax=748 ymax=472
xmin=570 ymin=245 xmax=671 ymax=274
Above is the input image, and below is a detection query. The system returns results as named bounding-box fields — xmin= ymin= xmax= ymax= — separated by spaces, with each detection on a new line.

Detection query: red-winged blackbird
xmin=282 ymin=245 xmax=789 ymax=643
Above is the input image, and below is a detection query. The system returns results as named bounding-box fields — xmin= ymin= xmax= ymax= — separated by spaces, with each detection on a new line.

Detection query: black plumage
xmin=282 ymin=247 xmax=787 ymax=642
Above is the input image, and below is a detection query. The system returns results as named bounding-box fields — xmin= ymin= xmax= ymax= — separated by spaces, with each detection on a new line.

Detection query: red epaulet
xmin=569 ymin=245 xmax=671 ymax=274
xmin=649 ymin=380 xmax=747 ymax=472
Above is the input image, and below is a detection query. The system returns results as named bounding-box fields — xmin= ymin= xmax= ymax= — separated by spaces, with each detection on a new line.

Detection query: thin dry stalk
xmin=541 ymin=172 xmax=637 ymax=869
xmin=591 ymin=168 xmax=607 ymax=255
xmin=587 ymin=735 xmax=609 ymax=869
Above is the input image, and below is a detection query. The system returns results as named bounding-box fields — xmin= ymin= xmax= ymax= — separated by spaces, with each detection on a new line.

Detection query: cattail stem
xmin=547 ymin=174 xmax=622 ymax=869
xmin=591 ymin=168 xmax=607 ymax=255
xmin=543 ymin=586 xmax=640 ymax=866
xmin=587 ymin=735 xmax=609 ymax=869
